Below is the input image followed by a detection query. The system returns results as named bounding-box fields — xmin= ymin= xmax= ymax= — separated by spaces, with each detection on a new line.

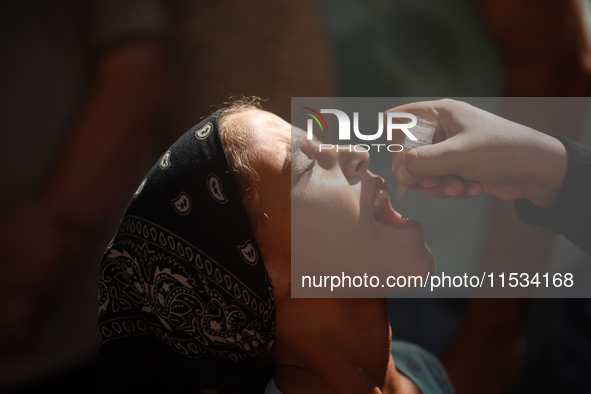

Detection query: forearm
xmin=516 ymin=137 xmax=591 ymax=255
xmin=38 ymin=40 xmax=170 ymax=231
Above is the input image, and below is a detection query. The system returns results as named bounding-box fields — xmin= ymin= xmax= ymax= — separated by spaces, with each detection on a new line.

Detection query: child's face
xmin=230 ymin=109 xmax=434 ymax=297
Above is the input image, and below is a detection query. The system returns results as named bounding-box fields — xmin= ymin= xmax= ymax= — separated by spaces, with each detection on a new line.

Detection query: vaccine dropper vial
xmin=395 ymin=116 xmax=437 ymax=201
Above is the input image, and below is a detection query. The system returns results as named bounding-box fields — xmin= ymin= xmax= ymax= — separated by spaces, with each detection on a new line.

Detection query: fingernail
xmin=421 ymin=178 xmax=438 ymax=188
xmin=445 ymin=186 xmax=458 ymax=196
xmin=467 ymin=186 xmax=480 ymax=196
xmin=397 ymin=165 xmax=411 ymax=183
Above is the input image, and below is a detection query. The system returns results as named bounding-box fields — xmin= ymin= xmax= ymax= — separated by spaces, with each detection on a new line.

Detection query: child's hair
xmin=218 ymin=96 xmax=265 ymax=233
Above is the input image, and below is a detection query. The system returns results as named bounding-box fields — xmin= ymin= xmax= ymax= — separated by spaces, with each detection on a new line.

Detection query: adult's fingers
xmin=396 ymin=140 xmax=467 ymax=185
xmin=421 ymin=178 xmax=484 ymax=199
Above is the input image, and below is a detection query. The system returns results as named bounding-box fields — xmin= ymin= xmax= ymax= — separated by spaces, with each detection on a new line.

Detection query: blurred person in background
xmin=446 ymin=2 xmax=591 ymax=393
xmin=0 ymin=1 xmax=170 ymax=392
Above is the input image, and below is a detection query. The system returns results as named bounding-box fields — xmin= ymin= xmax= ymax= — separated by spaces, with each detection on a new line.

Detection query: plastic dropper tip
xmin=395 ymin=184 xmax=407 ymax=201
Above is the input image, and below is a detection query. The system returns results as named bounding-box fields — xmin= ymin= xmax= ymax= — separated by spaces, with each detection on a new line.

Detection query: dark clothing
xmin=516 ymin=137 xmax=591 ymax=256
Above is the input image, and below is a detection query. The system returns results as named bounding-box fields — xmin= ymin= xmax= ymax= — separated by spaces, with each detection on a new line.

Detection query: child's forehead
xmin=233 ymin=110 xmax=291 ymax=156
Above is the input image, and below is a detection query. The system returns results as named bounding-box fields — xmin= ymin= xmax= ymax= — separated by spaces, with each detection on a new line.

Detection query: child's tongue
xmin=374 ymin=197 xmax=410 ymax=227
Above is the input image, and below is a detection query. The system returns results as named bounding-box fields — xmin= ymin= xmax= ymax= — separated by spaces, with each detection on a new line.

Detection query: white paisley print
xmin=99 ymin=216 xmax=275 ymax=362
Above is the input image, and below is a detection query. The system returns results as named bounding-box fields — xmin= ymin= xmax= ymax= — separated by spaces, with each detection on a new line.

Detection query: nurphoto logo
xmin=303 ymin=108 xmax=418 ymax=152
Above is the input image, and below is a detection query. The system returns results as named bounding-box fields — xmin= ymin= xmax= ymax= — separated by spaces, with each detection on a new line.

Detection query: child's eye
xmin=302 ymin=159 xmax=316 ymax=175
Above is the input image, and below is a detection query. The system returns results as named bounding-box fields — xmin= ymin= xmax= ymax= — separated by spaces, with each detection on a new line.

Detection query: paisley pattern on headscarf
xmin=98 ymin=111 xmax=275 ymax=390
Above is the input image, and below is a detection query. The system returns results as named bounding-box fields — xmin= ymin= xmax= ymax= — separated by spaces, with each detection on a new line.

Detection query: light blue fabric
xmin=265 ymin=340 xmax=454 ymax=393
xmin=265 ymin=377 xmax=283 ymax=394
xmin=391 ymin=340 xmax=454 ymax=394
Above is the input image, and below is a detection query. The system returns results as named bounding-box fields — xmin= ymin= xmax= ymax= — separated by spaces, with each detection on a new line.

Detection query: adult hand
xmin=388 ymin=99 xmax=568 ymax=208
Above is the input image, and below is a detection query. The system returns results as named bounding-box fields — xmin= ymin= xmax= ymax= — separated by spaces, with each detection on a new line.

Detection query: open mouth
xmin=373 ymin=184 xmax=410 ymax=227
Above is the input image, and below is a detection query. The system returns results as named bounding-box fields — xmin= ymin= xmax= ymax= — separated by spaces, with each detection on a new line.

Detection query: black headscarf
xmin=98 ymin=111 xmax=276 ymax=392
